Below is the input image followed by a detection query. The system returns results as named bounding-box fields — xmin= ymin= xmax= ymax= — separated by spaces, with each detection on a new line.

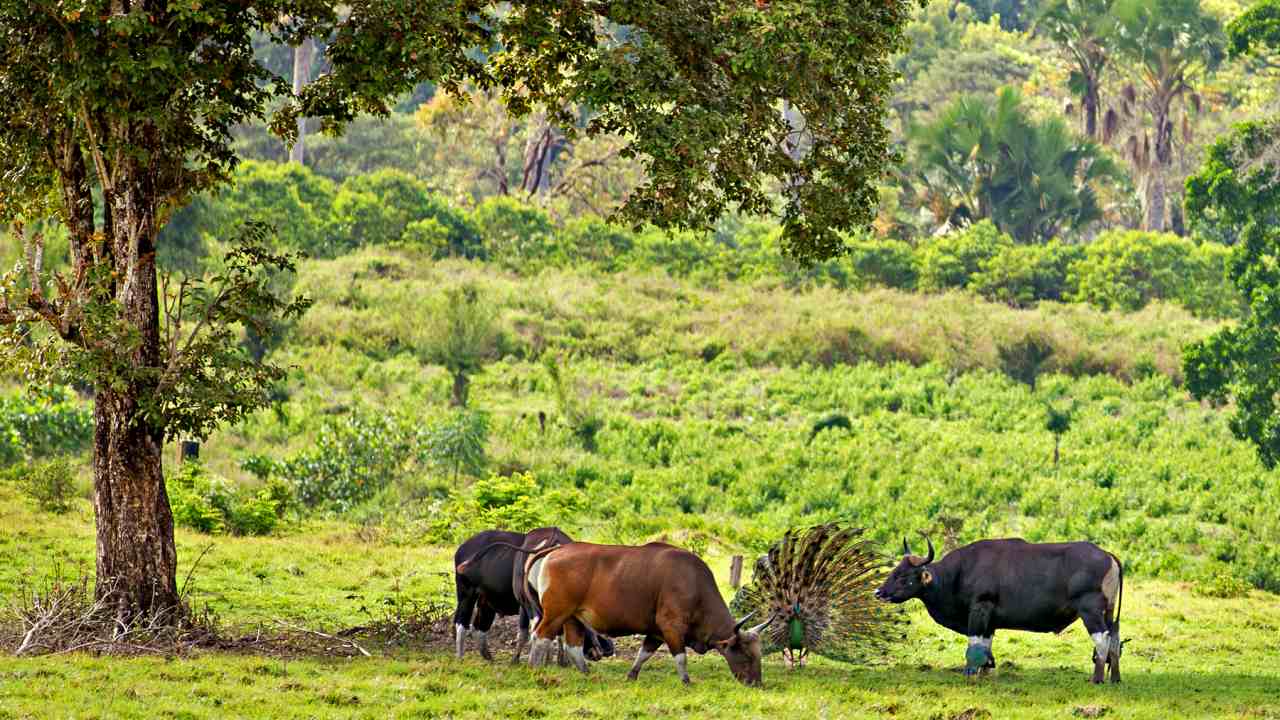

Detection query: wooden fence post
xmin=178 ymin=440 xmax=200 ymax=465
xmin=730 ymin=555 xmax=744 ymax=589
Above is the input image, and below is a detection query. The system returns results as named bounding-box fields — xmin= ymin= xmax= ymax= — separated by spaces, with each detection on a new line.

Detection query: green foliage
xmin=846 ymin=238 xmax=919 ymax=290
xmin=1185 ymin=119 xmax=1280 ymax=245
xmin=1194 ymin=564 xmax=1252 ymax=598
xmin=0 ymin=386 xmax=92 ymax=466
xmin=279 ymin=409 xmax=414 ymax=513
xmin=1181 ymin=4 xmax=1280 ymax=473
xmin=422 ymin=471 xmax=585 ymax=545
xmin=471 ymin=196 xmax=554 ymax=264
xmin=970 ymin=242 xmax=1084 ymax=307
xmin=168 ymin=459 xmax=286 ymax=536
xmin=917 ymin=221 xmax=1014 ymax=291
xmin=905 ymin=88 xmax=1121 ymax=242
xmin=1228 ymin=0 xmax=1280 ymax=57
xmin=1069 ymin=230 xmax=1238 ymax=317
xmin=420 ymin=410 xmax=490 ymax=483
xmin=544 ymin=355 xmax=605 ymax=453
xmin=417 ymin=284 xmax=505 ymax=407
xmin=3 ymin=457 xmax=79 ymax=514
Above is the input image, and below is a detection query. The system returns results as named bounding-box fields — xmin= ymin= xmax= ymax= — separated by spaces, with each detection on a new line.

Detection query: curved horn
xmin=902 ymin=537 xmax=912 ymax=556
xmin=747 ymin=612 xmax=777 ymax=636
xmin=733 ymin=610 xmax=757 ymax=633
xmin=920 ymin=532 xmax=935 ymax=564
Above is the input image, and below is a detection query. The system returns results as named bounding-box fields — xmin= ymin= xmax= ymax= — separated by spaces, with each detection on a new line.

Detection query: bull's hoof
xmin=626 ymin=672 xmax=639 ymax=681
xmin=480 ymin=649 xmax=494 ymax=662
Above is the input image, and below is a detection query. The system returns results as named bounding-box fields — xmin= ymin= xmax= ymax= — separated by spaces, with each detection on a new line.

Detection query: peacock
xmin=731 ymin=523 xmax=905 ymax=668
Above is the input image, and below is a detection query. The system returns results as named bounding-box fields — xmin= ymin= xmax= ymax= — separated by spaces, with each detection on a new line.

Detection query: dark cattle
xmin=452 ymin=528 xmax=614 ymax=663
xmin=875 ymin=536 xmax=1124 ymax=683
xmin=522 ymin=541 xmax=773 ymax=686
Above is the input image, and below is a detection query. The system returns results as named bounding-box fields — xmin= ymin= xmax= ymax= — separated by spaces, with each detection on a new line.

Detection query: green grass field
xmin=1 ymin=487 xmax=1279 ymax=720
xmin=3 ymin=253 xmax=1280 ymax=718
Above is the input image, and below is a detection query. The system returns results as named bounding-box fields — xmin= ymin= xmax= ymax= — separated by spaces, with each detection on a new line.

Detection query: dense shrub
xmin=0 ymin=386 xmax=93 ymax=466
xmin=168 ymin=460 xmax=288 ymax=535
xmin=1069 ymin=230 xmax=1239 ymax=318
xmin=970 ymin=241 xmax=1083 ymax=307
xmin=280 ymin=410 xmax=414 ymax=512
xmin=422 ymin=471 xmax=585 ymax=544
xmin=916 ymin=221 xmax=1014 ymax=291
xmin=472 ymin=195 xmax=555 ymax=264
xmin=846 ymin=238 xmax=918 ymax=290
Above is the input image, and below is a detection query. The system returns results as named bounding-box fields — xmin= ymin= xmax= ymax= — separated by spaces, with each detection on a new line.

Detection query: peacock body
xmin=731 ymin=523 xmax=905 ymax=667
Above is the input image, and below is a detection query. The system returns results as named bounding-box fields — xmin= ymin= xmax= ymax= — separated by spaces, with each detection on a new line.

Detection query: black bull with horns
xmin=876 ymin=535 xmax=1124 ymax=684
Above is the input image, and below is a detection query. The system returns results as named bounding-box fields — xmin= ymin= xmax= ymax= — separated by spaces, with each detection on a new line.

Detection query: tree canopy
xmin=0 ymin=0 xmax=922 ymax=617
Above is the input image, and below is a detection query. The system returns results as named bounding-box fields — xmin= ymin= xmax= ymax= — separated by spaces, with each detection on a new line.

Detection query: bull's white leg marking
xmin=674 ymin=653 xmax=690 ymax=684
xmin=528 ymin=636 xmax=553 ymax=667
xmin=628 ymin=646 xmax=654 ymax=679
xmin=967 ymin=636 xmax=992 ymax=649
xmin=455 ymin=623 xmax=467 ymax=657
xmin=565 ymin=644 xmax=589 ymax=673
xmin=1091 ymin=631 xmax=1110 ymax=658
xmin=476 ymin=630 xmax=489 ymax=658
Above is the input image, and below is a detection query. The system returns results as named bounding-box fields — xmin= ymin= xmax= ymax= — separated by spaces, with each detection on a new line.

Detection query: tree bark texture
xmin=91 ymin=139 xmax=180 ymax=619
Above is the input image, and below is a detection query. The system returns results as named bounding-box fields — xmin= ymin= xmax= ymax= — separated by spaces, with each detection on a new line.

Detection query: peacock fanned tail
xmin=735 ymin=522 xmax=906 ymax=664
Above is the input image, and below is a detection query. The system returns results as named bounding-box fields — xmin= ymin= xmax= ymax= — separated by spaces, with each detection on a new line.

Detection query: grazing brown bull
xmin=523 ymin=541 xmax=773 ymax=686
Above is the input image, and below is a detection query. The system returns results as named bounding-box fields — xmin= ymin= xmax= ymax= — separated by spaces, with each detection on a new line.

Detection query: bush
xmin=1069 ymin=230 xmax=1238 ymax=317
xmin=916 ymin=221 xmax=1013 ymax=291
xmin=4 ymin=458 xmax=79 ymax=514
xmin=420 ymin=410 xmax=490 ymax=482
xmin=0 ymin=386 xmax=93 ymax=467
xmin=423 ymin=471 xmax=586 ymax=544
xmin=1193 ymin=565 xmax=1252 ymax=599
xmin=472 ymin=195 xmax=555 ymax=264
xmin=970 ymin=241 xmax=1083 ymax=307
xmin=847 ymin=238 xmax=919 ymax=290
xmin=280 ymin=409 xmax=413 ymax=512
xmin=168 ymin=460 xmax=289 ymax=536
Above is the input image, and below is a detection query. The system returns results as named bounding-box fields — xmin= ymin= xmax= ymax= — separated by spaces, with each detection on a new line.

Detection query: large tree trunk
xmin=93 ymin=387 xmax=178 ymax=620
xmin=1143 ymin=104 xmax=1175 ymax=232
xmin=93 ymin=170 xmax=179 ymax=620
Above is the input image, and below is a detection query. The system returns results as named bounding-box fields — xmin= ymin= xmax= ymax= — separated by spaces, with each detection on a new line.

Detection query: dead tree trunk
xmin=290 ymin=38 xmax=314 ymax=165
xmin=521 ymin=113 xmax=564 ymax=196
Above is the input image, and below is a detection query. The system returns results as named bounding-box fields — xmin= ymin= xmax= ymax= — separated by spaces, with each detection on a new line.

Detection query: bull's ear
xmin=921 ymin=570 xmax=934 ymax=585
xmin=713 ymin=637 xmax=736 ymax=651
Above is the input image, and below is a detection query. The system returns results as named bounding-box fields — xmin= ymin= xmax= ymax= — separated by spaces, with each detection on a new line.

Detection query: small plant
xmin=418 ymin=284 xmax=504 ymax=408
xmin=421 ymin=410 xmax=490 ymax=483
xmin=281 ymin=409 xmax=412 ymax=511
xmin=168 ymin=459 xmax=290 ymax=535
xmin=999 ymin=334 xmax=1055 ymax=389
xmin=1044 ymin=401 xmax=1075 ymax=466
xmin=544 ymin=354 xmax=604 ymax=452
xmin=1193 ymin=566 xmax=1251 ymax=599
xmin=9 ymin=458 xmax=79 ymax=514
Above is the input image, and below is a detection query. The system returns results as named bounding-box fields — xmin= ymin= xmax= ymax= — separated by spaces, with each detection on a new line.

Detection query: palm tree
xmin=1110 ymin=0 xmax=1225 ymax=232
xmin=906 ymin=87 xmax=1121 ymax=242
xmin=1036 ymin=0 xmax=1115 ymax=140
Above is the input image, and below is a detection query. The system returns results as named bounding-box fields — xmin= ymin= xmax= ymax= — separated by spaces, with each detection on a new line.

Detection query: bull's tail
xmin=1110 ymin=554 xmax=1124 ymax=657
xmin=455 ymin=541 xmax=565 ymax=575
